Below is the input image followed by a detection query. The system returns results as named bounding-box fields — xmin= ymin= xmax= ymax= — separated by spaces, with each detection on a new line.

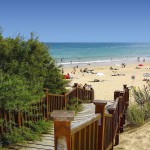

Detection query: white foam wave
xmin=57 ymin=59 xmax=121 ymax=65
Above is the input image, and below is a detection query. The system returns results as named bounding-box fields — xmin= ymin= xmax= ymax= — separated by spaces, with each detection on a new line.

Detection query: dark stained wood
xmin=84 ymin=127 xmax=87 ymax=150
xmin=94 ymin=100 xmax=107 ymax=150
xmin=78 ymin=130 xmax=81 ymax=150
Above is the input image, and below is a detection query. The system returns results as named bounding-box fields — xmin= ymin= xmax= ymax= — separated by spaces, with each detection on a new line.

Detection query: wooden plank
xmin=71 ymin=114 xmax=101 ymax=135
xmin=71 ymin=134 xmax=75 ymax=150
xmin=94 ymin=100 xmax=107 ymax=150
xmin=92 ymin=122 xmax=95 ymax=150
xmin=84 ymin=127 xmax=87 ymax=150
xmin=78 ymin=130 xmax=81 ymax=150
xmin=95 ymin=120 xmax=99 ymax=150
xmin=88 ymin=124 xmax=91 ymax=150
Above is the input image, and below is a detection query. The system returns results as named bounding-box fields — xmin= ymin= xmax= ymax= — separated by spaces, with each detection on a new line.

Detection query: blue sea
xmin=44 ymin=43 xmax=150 ymax=66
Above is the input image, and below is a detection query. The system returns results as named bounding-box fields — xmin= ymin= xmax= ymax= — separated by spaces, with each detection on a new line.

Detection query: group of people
xmin=83 ymin=84 xmax=93 ymax=90
xmin=121 ymin=63 xmax=126 ymax=68
xmin=137 ymin=57 xmax=145 ymax=62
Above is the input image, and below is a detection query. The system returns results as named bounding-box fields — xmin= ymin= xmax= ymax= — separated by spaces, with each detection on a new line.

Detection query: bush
xmin=127 ymin=104 xmax=145 ymax=126
xmin=127 ymin=82 xmax=150 ymax=126
xmin=143 ymin=103 xmax=150 ymax=119
xmin=1 ymin=120 xmax=52 ymax=147
xmin=66 ymin=98 xmax=83 ymax=114
xmin=132 ymin=84 xmax=150 ymax=106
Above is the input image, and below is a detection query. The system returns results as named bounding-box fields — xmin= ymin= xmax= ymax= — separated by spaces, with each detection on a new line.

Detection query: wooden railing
xmin=0 ymin=84 xmax=94 ymax=135
xmin=71 ymin=114 xmax=100 ymax=150
xmin=51 ymin=85 xmax=129 ymax=150
xmin=104 ymin=114 xmax=113 ymax=150
xmin=51 ymin=110 xmax=101 ymax=150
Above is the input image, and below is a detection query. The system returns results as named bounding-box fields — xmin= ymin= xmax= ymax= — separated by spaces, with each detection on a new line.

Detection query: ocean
xmin=44 ymin=43 xmax=150 ymax=66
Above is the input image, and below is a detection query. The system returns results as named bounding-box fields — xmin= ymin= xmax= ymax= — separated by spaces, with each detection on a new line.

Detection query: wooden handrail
xmin=71 ymin=114 xmax=101 ymax=135
xmin=65 ymin=88 xmax=77 ymax=96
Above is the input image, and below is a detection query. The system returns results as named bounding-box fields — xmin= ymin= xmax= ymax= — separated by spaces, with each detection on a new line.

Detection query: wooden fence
xmin=0 ymin=83 xmax=94 ymax=135
xmin=51 ymin=85 xmax=129 ymax=150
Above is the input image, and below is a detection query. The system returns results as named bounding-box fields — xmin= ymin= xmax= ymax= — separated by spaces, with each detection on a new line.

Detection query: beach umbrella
xmin=138 ymin=64 xmax=143 ymax=67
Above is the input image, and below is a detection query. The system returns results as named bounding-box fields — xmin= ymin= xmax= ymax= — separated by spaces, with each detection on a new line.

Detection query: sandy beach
xmin=63 ymin=62 xmax=150 ymax=100
xmin=62 ymin=62 xmax=150 ymax=150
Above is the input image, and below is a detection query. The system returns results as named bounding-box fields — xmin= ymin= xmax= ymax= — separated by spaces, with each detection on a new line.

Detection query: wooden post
xmin=51 ymin=110 xmax=75 ymax=150
xmin=91 ymin=88 xmax=94 ymax=102
xmin=46 ymin=93 xmax=49 ymax=120
xmin=94 ymin=100 xmax=107 ymax=150
xmin=108 ymin=108 xmax=115 ymax=150
xmin=123 ymin=85 xmax=129 ymax=108
xmin=114 ymin=91 xmax=120 ymax=100
xmin=73 ymin=83 xmax=79 ymax=102
xmin=18 ymin=110 xmax=21 ymax=127
xmin=43 ymin=88 xmax=49 ymax=120
xmin=62 ymin=92 xmax=67 ymax=110
xmin=73 ymin=83 xmax=78 ymax=87
xmin=117 ymin=96 xmax=123 ymax=133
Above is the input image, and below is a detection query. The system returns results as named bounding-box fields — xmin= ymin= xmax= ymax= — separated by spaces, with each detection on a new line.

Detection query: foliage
xmin=0 ymin=30 xmax=65 ymax=146
xmin=0 ymin=72 xmax=43 ymax=110
xmin=66 ymin=98 xmax=83 ymax=114
xmin=1 ymin=120 xmax=52 ymax=147
xmin=0 ymin=32 xmax=67 ymax=93
xmin=127 ymin=82 xmax=150 ymax=126
xmin=132 ymin=83 xmax=150 ymax=106
xmin=127 ymin=104 xmax=145 ymax=126
xmin=0 ymin=31 xmax=67 ymax=110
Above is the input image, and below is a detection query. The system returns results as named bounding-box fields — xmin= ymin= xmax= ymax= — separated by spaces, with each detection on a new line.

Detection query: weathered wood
xmin=94 ymin=100 xmax=107 ymax=150
xmin=54 ymin=120 xmax=71 ymax=150
xmin=107 ymin=99 xmax=120 ymax=149
xmin=71 ymin=114 xmax=100 ymax=134
xmin=51 ymin=110 xmax=75 ymax=150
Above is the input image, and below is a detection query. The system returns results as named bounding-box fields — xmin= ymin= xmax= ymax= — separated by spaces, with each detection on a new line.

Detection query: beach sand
xmin=114 ymin=119 xmax=150 ymax=150
xmin=63 ymin=62 xmax=150 ymax=100
xmin=62 ymin=62 xmax=150 ymax=150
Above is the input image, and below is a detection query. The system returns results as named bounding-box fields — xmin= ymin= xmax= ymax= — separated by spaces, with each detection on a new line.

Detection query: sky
xmin=0 ymin=0 xmax=150 ymax=42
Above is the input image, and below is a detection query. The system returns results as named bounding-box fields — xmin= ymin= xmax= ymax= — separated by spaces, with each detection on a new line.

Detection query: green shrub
xmin=1 ymin=120 xmax=52 ymax=147
xmin=30 ymin=120 xmax=53 ymax=135
xmin=66 ymin=98 xmax=83 ymax=114
xmin=143 ymin=103 xmax=150 ymax=119
xmin=132 ymin=85 xmax=150 ymax=106
xmin=127 ymin=104 xmax=145 ymax=126
xmin=129 ymin=82 xmax=150 ymax=126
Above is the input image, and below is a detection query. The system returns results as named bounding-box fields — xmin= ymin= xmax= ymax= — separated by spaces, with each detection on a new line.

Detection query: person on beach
xmin=73 ymin=66 xmax=76 ymax=73
xmin=121 ymin=63 xmax=126 ymax=68
xmin=137 ymin=57 xmax=140 ymax=62
xmin=67 ymin=73 xmax=70 ymax=79
xmin=61 ymin=68 xmax=64 ymax=74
